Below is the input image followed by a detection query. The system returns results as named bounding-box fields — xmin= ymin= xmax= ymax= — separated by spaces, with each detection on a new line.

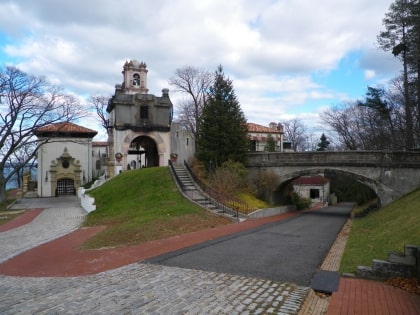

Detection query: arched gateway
xmin=107 ymin=60 xmax=173 ymax=176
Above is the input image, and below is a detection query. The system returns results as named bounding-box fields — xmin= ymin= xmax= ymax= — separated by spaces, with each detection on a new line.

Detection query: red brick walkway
xmin=327 ymin=277 xmax=420 ymax=315
xmin=0 ymin=209 xmax=43 ymax=232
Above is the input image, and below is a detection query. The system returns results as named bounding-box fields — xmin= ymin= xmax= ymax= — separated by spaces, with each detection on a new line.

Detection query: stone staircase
xmin=356 ymin=244 xmax=420 ymax=280
xmin=170 ymin=164 xmax=244 ymax=221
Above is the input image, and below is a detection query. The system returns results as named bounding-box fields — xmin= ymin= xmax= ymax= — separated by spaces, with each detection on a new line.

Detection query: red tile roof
xmin=247 ymin=122 xmax=283 ymax=134
xmin=34 ymin=122 xmax=98 ymax=138
xmin=293 ymin=176 xmax=329 ymax=185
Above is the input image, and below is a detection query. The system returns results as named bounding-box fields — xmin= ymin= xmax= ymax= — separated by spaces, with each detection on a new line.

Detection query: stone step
xmin=356 ymin=266 xmax=374 ymax=279
xmin=179 ymin=180 xmax=193 ymax=184
xmin=404 ymin=244 xmax=420 ymax=256
xmin=388 ymin=251 xmax=416 ymax=266
xmin=172 ymin=166 xmax=241 ymax=221
xmin=357 ymin=259 xmax=416 ymax=279
xmin=181 ymin=181 xmax=193 ymax=185
xmin=199 ymin=200 xmax=213 ymax=206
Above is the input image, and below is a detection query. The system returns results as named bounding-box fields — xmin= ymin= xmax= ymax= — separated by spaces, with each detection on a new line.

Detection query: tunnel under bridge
xmin=246 ymin=151 xmax=420 ymax=207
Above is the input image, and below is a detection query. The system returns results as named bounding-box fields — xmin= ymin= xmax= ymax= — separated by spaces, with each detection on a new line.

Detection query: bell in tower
xmin=122 ymin=60 xmax=149 ymax=94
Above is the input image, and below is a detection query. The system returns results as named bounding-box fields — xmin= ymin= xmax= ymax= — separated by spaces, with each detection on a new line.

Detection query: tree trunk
xmin=403 ymin=48 xmax=414 ymax=149
xmin=0 ymin=168 xmax=6 ymax=203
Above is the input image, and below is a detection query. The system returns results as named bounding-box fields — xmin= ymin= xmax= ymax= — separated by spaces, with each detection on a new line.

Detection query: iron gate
xmin=56 ymin=178 xmax=75 ymax=196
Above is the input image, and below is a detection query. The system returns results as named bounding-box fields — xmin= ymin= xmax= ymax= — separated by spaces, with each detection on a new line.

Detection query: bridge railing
xmin=246 ymin=151 xmax=420 ymax=168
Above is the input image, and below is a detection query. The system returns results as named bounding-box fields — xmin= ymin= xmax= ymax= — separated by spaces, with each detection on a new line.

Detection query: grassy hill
xmin=340 ymin=187 xmax=420 ymax=273
xmin=81 ymin=167 xmax=232 ymax=249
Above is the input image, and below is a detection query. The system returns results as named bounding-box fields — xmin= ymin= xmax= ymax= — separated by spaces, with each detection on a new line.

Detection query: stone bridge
xmin=246 ymin=151 xmax=420 ymax=206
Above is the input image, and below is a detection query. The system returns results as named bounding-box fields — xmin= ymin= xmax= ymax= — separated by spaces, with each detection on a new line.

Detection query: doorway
xmin=56 ymin=178 xmax=75 ymax=196
xmin=128 ymin=136 xmax=159 ymax=167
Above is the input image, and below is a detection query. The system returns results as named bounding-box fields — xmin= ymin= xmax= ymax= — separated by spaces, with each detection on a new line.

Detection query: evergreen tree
xmin=316 ymin=133 xmax=330 ymax=151
xmin=197 ymin=65 xmax=249 ymax=168
xmin=377 ymin=0 xmax=420 ymax=149
xmin=265 ymin=134 xmax=276 ymax=152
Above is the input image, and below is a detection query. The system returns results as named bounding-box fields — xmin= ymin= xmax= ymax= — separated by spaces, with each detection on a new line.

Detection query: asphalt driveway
xmin=147 ymin=203 xmax=354 ymax=286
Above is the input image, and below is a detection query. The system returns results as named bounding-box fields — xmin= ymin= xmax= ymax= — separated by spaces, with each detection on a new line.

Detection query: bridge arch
xmin=246 ymin=151 xmax=420 ymax=207
xmin=270 ymin=167 xmax=395 ymax=207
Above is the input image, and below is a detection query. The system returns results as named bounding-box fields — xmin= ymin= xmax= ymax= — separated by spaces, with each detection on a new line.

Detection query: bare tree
xmin=321 ymin=103 xmax=366 ymax=150
xmin=0 ymin=66 xmax=86 ymax=202
xmin=90 ymin=95 xmax=111 ymax=135
xmin=321 ymin=84 xmax=411 ymax=150
xmin=169 ymin=65 xmax=213 ymax=143
xmin=283 ymin=119 xmax=307 ymax=151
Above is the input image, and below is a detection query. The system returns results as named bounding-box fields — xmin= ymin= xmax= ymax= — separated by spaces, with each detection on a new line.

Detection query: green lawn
xmin=81 ymin=167 xmax=232 ymax=249
xmin=340 ymin=188 xmax=420 ymax=273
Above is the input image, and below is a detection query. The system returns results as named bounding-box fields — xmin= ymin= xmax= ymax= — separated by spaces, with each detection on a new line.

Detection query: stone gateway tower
xmin=107 ymin=60 xmax=173 ymax=176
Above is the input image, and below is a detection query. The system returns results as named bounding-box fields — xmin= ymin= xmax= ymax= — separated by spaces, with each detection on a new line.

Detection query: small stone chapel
xmin=34 ymin=122 xmax=98 ymax=197
xmin=106 ymin=60 xmax=174 ymax=177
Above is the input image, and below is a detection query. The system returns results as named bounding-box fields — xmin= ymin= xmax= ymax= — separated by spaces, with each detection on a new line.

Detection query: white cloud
xmin=364 ymin=69 xmax=376 ymax=80
xmin=0 ymin=0 xmax=397 ymax=135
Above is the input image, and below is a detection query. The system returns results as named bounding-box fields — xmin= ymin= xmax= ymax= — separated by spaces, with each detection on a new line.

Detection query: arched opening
xmin=133 ymin=73 xmax=140 ymax=86
xmin=271 ymin=168 xmax=378 ymax=207
xmin=56 ymin=178 xmax=75 ymax=196
xmin=128 ymin=136 xmax=159 ymax=168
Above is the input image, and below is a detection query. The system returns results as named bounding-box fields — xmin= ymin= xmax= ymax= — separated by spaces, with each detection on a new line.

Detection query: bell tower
xmin=107 ymin=59 xmax=174 ymax=173
xmin=122 ymin=60 xmax=149 ymax=94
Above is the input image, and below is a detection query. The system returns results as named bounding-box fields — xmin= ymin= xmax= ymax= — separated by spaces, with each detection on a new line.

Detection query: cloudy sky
xmin=0 ymin=0 xmax=400 ymax=140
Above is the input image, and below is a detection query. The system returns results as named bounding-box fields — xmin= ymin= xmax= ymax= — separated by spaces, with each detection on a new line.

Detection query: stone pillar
xmin=22 ymin=172 xmax=30 ymax=194
xmin=106 ymin=126 xmax=115 ymax=178
xmin=107 ymin=158 xmax=115 ymax=178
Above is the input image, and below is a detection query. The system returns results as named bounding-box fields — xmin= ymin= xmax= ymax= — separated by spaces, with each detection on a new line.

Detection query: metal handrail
xmin=168 ymin=159 xmax=185 ymax=191
xmin=184 ymin=160 xmax=250 ymax=217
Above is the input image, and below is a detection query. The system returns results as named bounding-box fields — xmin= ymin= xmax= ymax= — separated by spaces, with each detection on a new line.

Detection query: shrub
xmin=188 ymin=157 xmax=208 ymax=183
xmin=209 ymin=160 xmax=248 ymax=196
xmin=252 ymin=170 xmax=281 ymax=203
xmin=290 ymin=192 xmax=311 ymax=210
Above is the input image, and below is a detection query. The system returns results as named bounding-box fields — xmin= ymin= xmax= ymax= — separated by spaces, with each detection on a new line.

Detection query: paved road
xmin=147 ymin=203 xmax=354 ymax=286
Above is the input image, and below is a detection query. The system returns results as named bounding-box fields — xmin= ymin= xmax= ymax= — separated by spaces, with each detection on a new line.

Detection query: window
xmin=310 ymin=189 xmax=320 ymax=199
xmin=250 ymin=140 xmax=257 ymax=151
xmin=101 ymin=153 xmax=107 ymax=165
xmin=133 ymin=73 xmax=140 ymax=86
xmin=62 ymin=159 xmax=70 ymax=169
xmin=140 ymin=105 xmax=148 ymax=119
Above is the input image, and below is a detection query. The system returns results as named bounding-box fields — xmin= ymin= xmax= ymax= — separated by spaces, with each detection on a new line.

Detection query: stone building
xmin=247 ymin=122 xmax=285 ymax=152
xmin=34 ymin=122 xmax=97 ymax=197
xmin=106 ymin=60 xmax=173 ymax=176
xmin=170 ymin=122 xmax=195 ymax=165
xmin=92 ymin=141 xmax=108 ymax=178
xmin=292 ymin=175 xmax=330 ymax=206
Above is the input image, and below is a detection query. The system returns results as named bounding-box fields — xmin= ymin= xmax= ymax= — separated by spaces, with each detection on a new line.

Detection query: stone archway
xmin=49 ymin=148 xmax=82 ymax=196
xmin=271 ymin=168 xmax=381 ymax=206
xmin=128 ymin=136 xmax=159 ymax=167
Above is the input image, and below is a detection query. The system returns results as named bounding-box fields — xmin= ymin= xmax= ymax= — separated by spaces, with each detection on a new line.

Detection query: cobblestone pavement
xmin=1 ymin=197 xmax=86 ymax=263
xmin=0 ymin=262 xmax=309 ymax=315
